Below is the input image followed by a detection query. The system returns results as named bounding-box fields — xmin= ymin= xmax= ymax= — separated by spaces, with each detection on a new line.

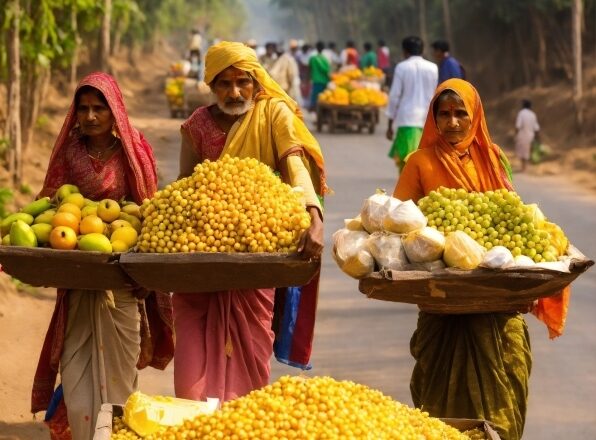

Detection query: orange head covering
xmin=419 ymin=78 xmax=513 ymax=192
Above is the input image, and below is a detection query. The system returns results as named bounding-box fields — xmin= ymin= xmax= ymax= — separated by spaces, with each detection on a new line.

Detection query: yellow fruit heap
xmin=418 ymin=187 xmax=569 ymax=263
xmin=111 ymin=376 xmax=476 ymax=440
xmin=138 ymin=155 xmax=311 ymax=254
xmin=318 ymin=88 xmax=350 ymax=106
xmin=362 ymin=66 xmax=384 ymax=78
xmin=165 ymin=77 xmax=185 ymax=107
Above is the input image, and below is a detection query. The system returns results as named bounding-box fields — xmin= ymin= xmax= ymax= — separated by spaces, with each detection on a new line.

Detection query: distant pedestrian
xmin=359 ymin=42 xmax=378 ymax=69
xmin=514 ymin=99 xmax=540 ymax=172
xmin=297 ymin=43 xmax=313 ymax=105
xmin=340 ymin=40 xmax=359 ymax=68
xmin=308 ymin=41 xmax=331 ymax=111
xmin=259 ymin=42 xmax=278 ymax=72
xmin=431 ymin=40 xmax=465 ymax=84
xmin=377 ymin=39 xmax=392 ymax=84
xmin=270 ymin=40 xmax=301 ymax=102
xmin=322 ymin=42 xmax=341 ymax=72
xmin=386 ymin=36 xmax=438 ymax=171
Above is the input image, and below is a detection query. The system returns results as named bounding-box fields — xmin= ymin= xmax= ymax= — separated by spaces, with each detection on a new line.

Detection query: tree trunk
xmin=5 ymin=0 xmax=22 ymax=186
xmin=442 ymin=0 xmax=454 ymax=52
xmin=20 ymin=63 xmax=50 ymax=152
xmin=572 ymin=0 xmax=583 ymax=127
xmin=530 ymin=8 xmax=547 ymax=87
xmin=70 ymin=3 xmax=80 ymax=91
xmin=513 ymin=23 xmax=532 ymax=87
xmin=419 ymin=0 xmax=427 ymax=46
xmin=99 ymin=0 xmax=112 ymax=72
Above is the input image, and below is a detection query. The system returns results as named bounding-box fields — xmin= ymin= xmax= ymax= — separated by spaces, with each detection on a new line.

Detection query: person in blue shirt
xmin=431 ymin=40 xmax=465 ymax=84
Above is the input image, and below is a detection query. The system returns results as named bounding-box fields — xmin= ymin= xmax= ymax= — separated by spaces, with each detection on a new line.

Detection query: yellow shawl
xmin=204 ymin=41 xmax=327 ymax=195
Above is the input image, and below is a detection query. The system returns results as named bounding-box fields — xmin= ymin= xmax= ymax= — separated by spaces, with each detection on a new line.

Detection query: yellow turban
xmin=204 ymin=41 xmax=302 ymax=117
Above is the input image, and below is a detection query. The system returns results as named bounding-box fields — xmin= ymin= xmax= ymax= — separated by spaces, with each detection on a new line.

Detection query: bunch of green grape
xmin=417 ymin=187 xmax=562 ymax=263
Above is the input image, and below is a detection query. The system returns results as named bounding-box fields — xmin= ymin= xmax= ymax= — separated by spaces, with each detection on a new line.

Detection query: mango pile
xmin=138 ymin=155 xmax=311 ymax=254
xmin=0 ymin=184 xmax=141 ymax=253
xmin=165 ymin=77 xmax=185 ymax=108
xmin=362 ymin=66 xmax=385 ymax=78
xmin=418 ymin=187 xmax=568 ymax=263
xmin=318 ymin=88 xmax=388 ymax=107
xmin=111 ymin=376 xmax=483 ymax=440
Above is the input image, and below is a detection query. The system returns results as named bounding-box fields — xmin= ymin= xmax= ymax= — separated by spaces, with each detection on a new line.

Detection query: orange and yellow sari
xmin=394 ymin=79 xmax=568 ymax=440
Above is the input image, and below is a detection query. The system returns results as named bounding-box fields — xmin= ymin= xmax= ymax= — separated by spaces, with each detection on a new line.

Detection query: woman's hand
xmin=298 ymin=206 xmax=324 ymax=260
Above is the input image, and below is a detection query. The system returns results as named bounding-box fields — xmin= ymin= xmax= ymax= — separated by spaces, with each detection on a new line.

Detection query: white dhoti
xmin=60 ymin=290 xmax=140 ymax=440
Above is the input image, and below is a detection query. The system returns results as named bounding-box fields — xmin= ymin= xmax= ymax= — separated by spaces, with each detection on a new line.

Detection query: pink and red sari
xmin=32 ymin=72 xmax=174 ymax=438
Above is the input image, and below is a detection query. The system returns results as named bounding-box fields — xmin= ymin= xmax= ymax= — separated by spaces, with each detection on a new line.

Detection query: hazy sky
xmin=242 ymin=0 xmax=304 ymax=46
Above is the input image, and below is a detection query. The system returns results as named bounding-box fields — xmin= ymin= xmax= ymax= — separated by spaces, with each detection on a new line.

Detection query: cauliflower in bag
xmin=366 ymin=232 xmax=409 ymax=271
xmin=383 ymin=199 xmax=427 ymax=234
xmin=332 ymin=228 xmax=374 ymax=279
xmin=402 ymin=227 xmax=446 ymax=263
xmin=360 ymin=191 xmax=391 ymax=233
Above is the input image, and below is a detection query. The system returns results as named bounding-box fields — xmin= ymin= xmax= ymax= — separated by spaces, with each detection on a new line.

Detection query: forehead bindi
xmin=438 ymin=96 xmax=465 ymax=112
xmin=218 ymin=68 xmax=251 ymax=83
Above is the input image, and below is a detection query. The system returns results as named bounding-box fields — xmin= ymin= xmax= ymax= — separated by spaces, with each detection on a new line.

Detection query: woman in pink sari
xmin=32 ymin=72 xmax=174 ymax=440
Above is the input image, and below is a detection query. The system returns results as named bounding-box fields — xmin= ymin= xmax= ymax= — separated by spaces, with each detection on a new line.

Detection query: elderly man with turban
xmin=175 ymin=41 xmax=327 ymax=402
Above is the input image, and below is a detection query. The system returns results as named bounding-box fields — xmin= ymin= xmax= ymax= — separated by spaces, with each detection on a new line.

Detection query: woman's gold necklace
xmin=87 ymin=138 xmax=119 ymax=160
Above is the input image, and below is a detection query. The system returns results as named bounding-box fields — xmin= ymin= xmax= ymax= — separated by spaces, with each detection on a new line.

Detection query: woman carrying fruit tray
xmin=175 ymin=41 xmax=326 ymax=402
xmin=31 ymin=72 xmax=174 ymax=440
xmin=392 ymin=78 xmax=569 ymax=440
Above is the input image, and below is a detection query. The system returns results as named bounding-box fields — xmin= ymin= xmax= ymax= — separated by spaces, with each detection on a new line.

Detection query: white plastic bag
xmin=481 ymin=246 xmax=515 ymax=269
xmin=402 ymin=227 xmax=446 ymax=263
xmin=360 ymin=191 xmax=391 ymax=233
xmin=332 ymin=229 xmax=374 ymax=279
xmin=366 ymin=232 xmax=409 ymax=271
xmin=443 ymin=231 xmax=485 ymax=270
xmin=383 ymin=199 xmax=427 ymax=234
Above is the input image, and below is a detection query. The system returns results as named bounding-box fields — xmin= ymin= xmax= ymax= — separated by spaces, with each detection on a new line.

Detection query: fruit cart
xmin=165 ymin=78 xmax=213 ymax=119
xmin=316 ymin=102 xmax=380 ymax=134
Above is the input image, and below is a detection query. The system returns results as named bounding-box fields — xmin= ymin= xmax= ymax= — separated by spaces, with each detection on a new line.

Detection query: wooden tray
xmin=119 ymin=252 xmax=319 ymax=293
xmin=359 ymin=246 xmax=593 ymax=314
xmin=0 ymin=246 xmax=134 ymax=290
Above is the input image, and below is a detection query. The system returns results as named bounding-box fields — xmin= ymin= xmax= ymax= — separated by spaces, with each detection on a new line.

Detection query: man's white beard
xmin=216 ymin=97 xmax=253 ymax=116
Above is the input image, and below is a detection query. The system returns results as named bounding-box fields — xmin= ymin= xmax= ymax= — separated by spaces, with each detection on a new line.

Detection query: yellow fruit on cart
xmin=52 ymin=212 xmax=80 ymax=234
xmin=49 ymin=226 xmax=77 ymax=250
xmin=111 ymin=226 xmax=138 ymax=248
xmin=58 ymin=203 xmax=82 ymax=220
xmin=80 ymin=215 xmax=105 ymax=235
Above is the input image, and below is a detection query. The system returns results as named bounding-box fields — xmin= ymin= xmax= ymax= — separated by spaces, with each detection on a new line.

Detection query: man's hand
xmin=298 ymin=207 xmax=324 ymax=260
xmin=386 ymin=126 xmax=394 ymax=141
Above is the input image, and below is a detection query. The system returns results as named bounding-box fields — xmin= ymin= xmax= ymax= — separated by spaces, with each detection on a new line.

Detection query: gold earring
xmin=111 ymin=122 xmax=120 ymax=139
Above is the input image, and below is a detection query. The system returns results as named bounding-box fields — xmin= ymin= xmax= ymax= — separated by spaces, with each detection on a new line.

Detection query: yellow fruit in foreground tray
xmin=111 ymin=240 xmax=129 ymax=252
xmin=55 ymin=184 xmax=79 ymax=204
xmin=2 ymin=234 xmax=10 ymax=246
xmin=97 ymin=199 xmax=121 ymax=223
xmin=58 ymin=203 xmax=82 ymax=220
xmin=80 ymin=215 xmax=105 ymax=235
xmin=79 ymin=233 xmax=113 ymax=253
xmin=1 ymin=212 xmax=34 ymax=235
xmin=111 ymin=226 xmax=138 ymax=248
xmin=52 ymin=212 xmax=80 ymax=234
xmin=119 ymin=212 xmax=142 ymax=233
xmin=31 ymin=223 xmax=53 ymax=245
xmin=62 ymin=192 xmax=86 ymax=209
xmin=50 ymin=226 xmax=77 ymax=250
xmin=122 ymin=203 xmax=142 ymax=219
xmin=10 ymin=220 xmax=38 ymax=247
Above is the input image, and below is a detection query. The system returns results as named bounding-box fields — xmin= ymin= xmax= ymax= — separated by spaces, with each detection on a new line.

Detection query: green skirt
xmin=410 ymin=312 xmax=532 ymax=440
xmin=388 ymin=126 xmax=423 ymax=161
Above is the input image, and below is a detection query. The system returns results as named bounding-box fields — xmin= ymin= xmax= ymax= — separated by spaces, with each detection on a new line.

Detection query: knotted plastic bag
xmin=366 ymin=232 xmax=409 ymax=271
xmin=332 ymin=229 xmax=374 ymax=279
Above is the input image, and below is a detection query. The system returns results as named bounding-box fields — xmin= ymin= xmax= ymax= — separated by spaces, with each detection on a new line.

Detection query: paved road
xmin=134 ymin=107 xmax=596 ymax=439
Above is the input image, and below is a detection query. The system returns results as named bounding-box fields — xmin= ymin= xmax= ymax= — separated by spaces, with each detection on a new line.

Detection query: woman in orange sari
xmin=32 ymin=72 xmax=174 ymax=440
xmin=394 ymin=79 xmax=529 ymax=439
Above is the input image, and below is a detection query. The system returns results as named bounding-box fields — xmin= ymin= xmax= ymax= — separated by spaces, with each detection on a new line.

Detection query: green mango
xmin=2 ymin=234 xmax=11 ymax=246
xmin=21 ymin=197 xmax=53 ymax=217
xmin=34 ymin=209 xmax=56 ymax=225
xmin=31 ymin=223 xmax=53 ymax=245
xmin=78 ymin=233 xmax=113 ymax=253
xmin=55 ymin=184 xmax=80 ymax=203
xmin=9 ymin=220 xmax=38 ymax=247
xmin=1 ymin=212 xmax=34 ymax=236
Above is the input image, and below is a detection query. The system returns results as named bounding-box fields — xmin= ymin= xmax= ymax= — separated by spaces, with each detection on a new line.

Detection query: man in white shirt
xmin=386 ymin=36 xmax=438 ymax=171
xmin=515 ymin=99 xmax=540 ymax=172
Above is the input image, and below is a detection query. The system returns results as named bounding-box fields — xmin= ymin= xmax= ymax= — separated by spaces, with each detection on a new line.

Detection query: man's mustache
xmin=225 ymin=98 xmax=246 ymax=104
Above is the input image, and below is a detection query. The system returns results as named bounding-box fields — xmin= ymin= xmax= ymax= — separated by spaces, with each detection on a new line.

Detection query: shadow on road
xmin=0 ymin=421 xmax=49 ymax=440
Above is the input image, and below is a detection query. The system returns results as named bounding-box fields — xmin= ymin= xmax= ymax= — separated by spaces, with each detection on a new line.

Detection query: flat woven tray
xmin=359 ymin=245 xmax=593 ymax=314
xmin=0 ymin=246 xmax=134 ymax=290
xmin=119 ymin=252 xmax=319 ymax=293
